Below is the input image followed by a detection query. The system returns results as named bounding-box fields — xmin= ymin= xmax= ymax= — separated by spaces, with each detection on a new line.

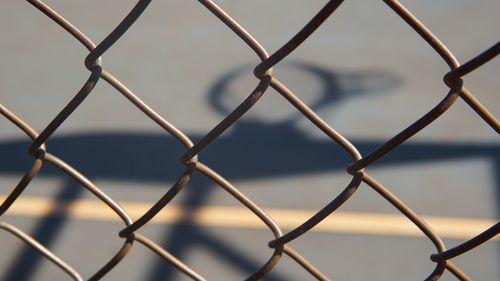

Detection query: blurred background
xmin=0 ymin=0 xmax=498 ymax=280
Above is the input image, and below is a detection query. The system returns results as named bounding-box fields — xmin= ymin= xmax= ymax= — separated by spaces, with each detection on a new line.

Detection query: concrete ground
xmin=0 ymin=1 xmax=498 ymax=280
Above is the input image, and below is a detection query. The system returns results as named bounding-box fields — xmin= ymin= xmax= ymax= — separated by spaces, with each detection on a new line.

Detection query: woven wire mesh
xmin=1 ymin=0 xmax=499 ymax=280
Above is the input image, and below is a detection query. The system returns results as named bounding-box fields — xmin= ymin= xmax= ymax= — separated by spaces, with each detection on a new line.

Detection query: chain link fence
xmin=1 ymin=0 xmax=499 ymax=280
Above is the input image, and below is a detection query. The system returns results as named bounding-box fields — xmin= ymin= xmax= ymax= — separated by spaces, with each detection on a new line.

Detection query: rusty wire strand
xmin=135 ymin=233 xmax=207 ymax=281
xmin=283 ymin=246 xmax=331 ymax=281
xmin=0 ymin=221 xmax=83 ymax=281
xmin=0 ymin=0 xmax=498 ymax=280
xmin=196 ymin=161 xmax=285 ymax=280
xmin=431 ymin=222 xmax=500 ymax=262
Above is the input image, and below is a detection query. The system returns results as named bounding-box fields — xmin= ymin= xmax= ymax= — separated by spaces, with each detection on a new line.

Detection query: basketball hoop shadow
xmin=0 ymin=62 xmax=497 ymax=280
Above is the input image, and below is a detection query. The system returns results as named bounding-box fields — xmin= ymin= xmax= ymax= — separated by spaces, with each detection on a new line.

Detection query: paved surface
xmin=0 ymin=1 xmax=499 ymax=280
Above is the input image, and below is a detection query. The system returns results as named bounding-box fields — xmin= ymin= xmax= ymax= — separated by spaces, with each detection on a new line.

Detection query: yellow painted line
xmin=1 ymin=195 xmax=498 ymax=240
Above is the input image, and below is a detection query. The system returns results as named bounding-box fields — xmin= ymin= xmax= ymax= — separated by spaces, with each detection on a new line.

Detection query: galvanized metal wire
xmin=1 ymin=0 xmax=499 ymax=280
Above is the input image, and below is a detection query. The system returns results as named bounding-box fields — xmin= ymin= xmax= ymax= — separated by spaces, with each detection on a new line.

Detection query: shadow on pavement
xmin=0 ymin=62 xmax=497 ymax=280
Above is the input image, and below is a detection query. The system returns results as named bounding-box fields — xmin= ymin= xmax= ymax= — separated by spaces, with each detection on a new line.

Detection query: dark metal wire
xmin=0 ymin=0 xmax=498 ymax=280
